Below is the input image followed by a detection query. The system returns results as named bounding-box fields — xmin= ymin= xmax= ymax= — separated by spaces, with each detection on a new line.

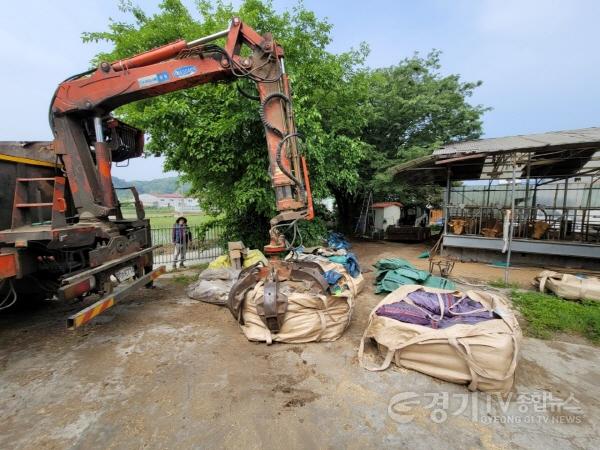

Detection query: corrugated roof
xmin=372 ymin=201 xmax=403 ymax=208
xmin=434 ymin=127 xmax=600 ymax=156
xmin=390 ymin=154 xmax=436 ymax=173
xmin=392 ymin=127 xmax=600 ymax=184
xmin=392 ymin=155 xmax=440 ymax=176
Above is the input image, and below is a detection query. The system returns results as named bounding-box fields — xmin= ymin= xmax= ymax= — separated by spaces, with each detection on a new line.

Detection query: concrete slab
xmin=0 ymin=241 xmax=598 ymax=449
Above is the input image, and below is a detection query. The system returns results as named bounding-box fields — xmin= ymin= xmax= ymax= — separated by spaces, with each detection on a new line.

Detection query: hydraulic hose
xmin=276 ymin=132 xmax=303 ymax=188
xmin=48 ymin=68 xmax=96 ymax=134
xmin=259 ymin=92 xmax=290 ymax=138
xmin=236 ymin=83 xmax=260 ymax=101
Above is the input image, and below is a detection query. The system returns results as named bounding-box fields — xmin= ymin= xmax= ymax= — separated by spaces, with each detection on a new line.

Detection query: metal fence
xmin=151 ymin=224 xmax=225 ymax=266
xmin=446 ymin=205 xmax=600 ymax=243
xmin=448 ymin=182 xmax=600 ymax=209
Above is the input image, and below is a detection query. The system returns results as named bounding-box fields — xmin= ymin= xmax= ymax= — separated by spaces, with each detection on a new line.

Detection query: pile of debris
xmin=374 ymin=258 xmax=455 ymax=293
xmin=186 ymin=234 xmax=525 ymax=393
xmin=534 ymin=270 xmax=600 ymax=301
xmin=236 ymin=253 xmax=363 ymax=344
xmin=359 ymin=284 xmax=522 ymax=393
xmin=186 ymin=242 xmax=267 ymax=305
xmin=187 ymin=233 xmax=364 ymax=344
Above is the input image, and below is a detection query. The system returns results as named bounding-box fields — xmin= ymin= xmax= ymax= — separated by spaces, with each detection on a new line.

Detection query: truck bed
xmin=0 ymin=141 xmax=56 ymax=164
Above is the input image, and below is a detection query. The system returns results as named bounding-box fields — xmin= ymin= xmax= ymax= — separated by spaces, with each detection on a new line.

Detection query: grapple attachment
xmin=227 ymin=259 xmax=328 ymax=333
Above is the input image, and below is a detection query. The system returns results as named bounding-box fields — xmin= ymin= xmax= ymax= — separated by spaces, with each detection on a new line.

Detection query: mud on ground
xmin=0 ymin=241 xmax=598 ymax=449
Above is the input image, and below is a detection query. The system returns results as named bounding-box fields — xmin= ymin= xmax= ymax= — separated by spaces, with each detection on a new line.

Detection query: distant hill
xmin=112 ymin=176 xmax=191 ymax=195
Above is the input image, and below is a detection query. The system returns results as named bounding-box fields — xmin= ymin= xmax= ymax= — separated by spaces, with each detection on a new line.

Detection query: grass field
xmin=511 ymin=290 xmax=600 ymax=343
xmin=120 ymin=207 xmax=212 ymax=229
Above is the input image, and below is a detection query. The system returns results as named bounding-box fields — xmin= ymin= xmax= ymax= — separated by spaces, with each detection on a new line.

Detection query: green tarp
xmin=373 ymin=258 xmax=456 ymax=293
xmin=374 ymin=258 xmax=414 ymax=271
xmin=422 ymin=275 xmax=456 ymax=290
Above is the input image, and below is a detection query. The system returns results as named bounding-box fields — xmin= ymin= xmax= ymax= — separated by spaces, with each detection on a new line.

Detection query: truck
xmin=0 ymin=18 xmax=316 ymax=330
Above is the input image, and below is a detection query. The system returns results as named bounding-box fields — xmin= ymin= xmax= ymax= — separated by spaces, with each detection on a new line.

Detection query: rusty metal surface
xmin=1 ymin=18 xmax=314 ymax=317
xmin=49 ymin=17 xmax=312 ymax=231
xmin=0 ymin=253 xmax=18 ymax=279
xmin=227 ymin=259 xmax=328 ymax=332
xmin=2 ymin=169 xmax=54 ymax=230
xmin=66 ymin=265 xmax=166 ymax=329
xmin=256 ymin=275 xmax=288 ymax=333
xmin=434 ymin=127 xmax=600 ymax=156
xmin=228 ymin=264 xmax=262 ymax=323
xmin=88 ymin=236 xmax=143 ymax=268
xmin=393 ymin=127 xmax=600 ymax=184
xmin=0 ymin=141 xmax=55 ymax=164
xmin=94 ymin=141 xmax=116 ymax=212
xmin=0 ymin=224 xmax=95 ymax=244
xmin=57 ymin=276 xmax=95 ymax=301
xmin=288 ymin=260 xmax=328 ymax=292
xmin=61 ymin=245 xmax=159 ymax=286
xmin=115 ymin=187 xmax=145 ymax=220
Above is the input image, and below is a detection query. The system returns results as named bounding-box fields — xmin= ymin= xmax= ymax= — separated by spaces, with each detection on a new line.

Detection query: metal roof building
xmin=393 ymin=127 xmax=600 ymax=184
xmin=393 ymin=127 xmax=600 ymax=276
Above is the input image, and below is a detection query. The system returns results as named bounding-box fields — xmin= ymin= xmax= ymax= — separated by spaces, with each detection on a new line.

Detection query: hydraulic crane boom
xmin=0 ymin=18 xmax=319 ymax=330
xmin=50 ymin=17 xmax=313 ymax=254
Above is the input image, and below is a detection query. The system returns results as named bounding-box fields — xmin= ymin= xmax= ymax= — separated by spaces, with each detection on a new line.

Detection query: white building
xmin=139 ymin=193 xmax=200 ymax=212
xmin=372 ymin=202 xmax=403 ymax=232
xmin=319 ymin=197 xmax=335 ymax=212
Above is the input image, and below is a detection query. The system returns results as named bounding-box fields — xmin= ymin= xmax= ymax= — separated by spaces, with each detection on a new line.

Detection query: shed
xmin=392 ymin=127 xmax=600 ymax=274
xmin=371 ymin=202 xmax=403 ymax=232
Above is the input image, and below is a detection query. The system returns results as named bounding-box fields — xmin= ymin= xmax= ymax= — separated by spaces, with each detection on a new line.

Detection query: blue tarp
xmin=324 ymin=270 xmax=343 ymax=285
xmin=327 ymin=232 xmax=351 ymax=250
xmin=328 ymin=252 xmax=361 ymax=278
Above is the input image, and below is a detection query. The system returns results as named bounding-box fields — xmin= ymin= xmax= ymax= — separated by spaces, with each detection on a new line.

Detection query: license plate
xmin=114 ymin=266 xmax=135 ymax=282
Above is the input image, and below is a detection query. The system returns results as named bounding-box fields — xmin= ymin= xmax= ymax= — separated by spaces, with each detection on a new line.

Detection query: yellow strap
xmin=0 ymin=153 xmax=62 ymax=169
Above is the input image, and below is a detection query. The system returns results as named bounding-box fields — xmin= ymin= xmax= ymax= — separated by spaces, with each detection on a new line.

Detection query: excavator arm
xmin=50 ymin=17 xmax=313 ymax=254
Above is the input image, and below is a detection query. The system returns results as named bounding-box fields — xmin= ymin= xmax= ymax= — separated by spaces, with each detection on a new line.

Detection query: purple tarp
xmin=376 ymin=290 xmax=494 ymax=329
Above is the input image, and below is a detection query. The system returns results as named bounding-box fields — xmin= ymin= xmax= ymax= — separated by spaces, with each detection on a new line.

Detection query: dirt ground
xmin=0 ymin=241 xmax=598 ymax=449
xmin=358 ymin=240 xmax=543 ymax=289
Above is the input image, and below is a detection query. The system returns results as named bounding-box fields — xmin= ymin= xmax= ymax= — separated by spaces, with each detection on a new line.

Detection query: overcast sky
xmin=1 ymin=0 xmax=598 ymax=180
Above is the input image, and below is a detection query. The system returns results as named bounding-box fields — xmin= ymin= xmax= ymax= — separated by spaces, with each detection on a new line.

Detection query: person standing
xmin=172 ymin=216 xmax=192 ymax=269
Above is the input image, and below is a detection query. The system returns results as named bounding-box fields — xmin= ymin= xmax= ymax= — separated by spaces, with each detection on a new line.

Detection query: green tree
xmin=83 ymin=0 xmax=369 ymax=248
xmin=334 ymin=51 xmax=488 ymax=229
xmin=84 ymin=0 xmax=487 ymax=242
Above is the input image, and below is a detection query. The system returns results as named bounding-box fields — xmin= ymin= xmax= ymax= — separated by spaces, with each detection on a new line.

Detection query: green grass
xmin=489 ymin=278 xmax=521 ymax=289
xmin=511 ymin=290 xmax=600 ymax=343
xmin=170 ymin=274 xmax=197 ymax=284
xmin=119 ymin=207 xmax=212 ymax=229
xmin=184 ymin=262 xmax=209 ymax=270
xmin=168 ymin=263 xmax=209 ymax=284
xmin=147 ymin=214 xmax=212 ymax=229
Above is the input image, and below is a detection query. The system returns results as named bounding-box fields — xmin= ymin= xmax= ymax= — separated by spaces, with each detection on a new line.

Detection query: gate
xmin=151 ymin=224 xmax=224 ymax=266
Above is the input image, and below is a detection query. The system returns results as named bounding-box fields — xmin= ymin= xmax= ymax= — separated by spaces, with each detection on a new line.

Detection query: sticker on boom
xmin=173 ymin=65 xmax=197 ymax=78
xmin=138 ymin=71 xmax=170 ymax=88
